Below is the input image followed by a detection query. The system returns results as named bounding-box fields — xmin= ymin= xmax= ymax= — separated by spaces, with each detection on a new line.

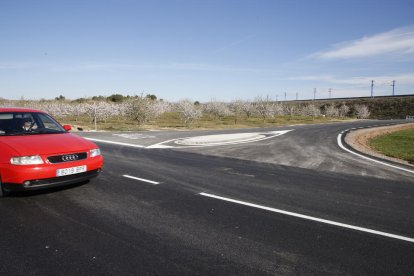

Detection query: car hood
xmin=0 ymin=133 xmax=96 ymax=156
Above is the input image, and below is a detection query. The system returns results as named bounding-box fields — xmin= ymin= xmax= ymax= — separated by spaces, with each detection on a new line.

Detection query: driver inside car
xmin=22 ymin=118 xmax=37 ymax=131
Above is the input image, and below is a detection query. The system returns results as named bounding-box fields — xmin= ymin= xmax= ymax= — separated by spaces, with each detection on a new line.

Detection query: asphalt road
xmin=1 ymin=120 xmax=413 ymax=275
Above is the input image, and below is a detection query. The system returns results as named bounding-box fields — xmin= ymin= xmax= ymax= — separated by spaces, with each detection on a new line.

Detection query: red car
xmin=0 ymin=107 xmax=103 ymax=196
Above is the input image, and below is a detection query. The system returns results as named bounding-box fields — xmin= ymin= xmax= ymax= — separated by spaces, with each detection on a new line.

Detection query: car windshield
xmin=0 ymin=112 xmax=66 ymax=136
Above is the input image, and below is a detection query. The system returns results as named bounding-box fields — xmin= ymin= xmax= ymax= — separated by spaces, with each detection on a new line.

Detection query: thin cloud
xmin=311 ymin=26 xmax=414 ymax=59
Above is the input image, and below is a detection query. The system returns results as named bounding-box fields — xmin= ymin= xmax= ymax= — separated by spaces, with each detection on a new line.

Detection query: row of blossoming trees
xmin=0 ymin=95 xmax=370 ymax=128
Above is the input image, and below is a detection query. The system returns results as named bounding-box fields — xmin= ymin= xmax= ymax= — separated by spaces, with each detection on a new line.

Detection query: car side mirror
xmin=63 ymin=125 xmax=72 ymax=131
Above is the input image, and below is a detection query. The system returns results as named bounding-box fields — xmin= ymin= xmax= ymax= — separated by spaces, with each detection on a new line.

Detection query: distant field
xmin=369 ymin=127 xmax=414 ymax=164
xmin=62 ymin=113 xmax=350 ymax=131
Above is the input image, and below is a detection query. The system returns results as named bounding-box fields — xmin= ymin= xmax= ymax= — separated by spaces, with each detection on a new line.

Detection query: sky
xmin=1 ymin=0 xmax=414 ymax=102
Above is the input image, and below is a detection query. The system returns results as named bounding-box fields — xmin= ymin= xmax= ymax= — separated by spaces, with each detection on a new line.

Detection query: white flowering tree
xmin=124 ymin=97 xmax=164 ymax=126
xmin=45 ymin=102 xmax=72 ymax=118
xmin=339 ymin=104 xmax=350 ymax=118
xmin=285 ymin=105 xmax=296 ymax=116
xmin=229 ymin=100 xmax=248 ymax=124
xmin=175 ymin=99 xmax=202 ymax=125
xmin=272 ymin=103 xmax=285 ymax=116
xmin=355 ymin=104 xmax=370 ymax=119
xmin=254 ymin=96 xmax=274 ymax=122
xmin=300 ymin=104 xmax=322 ymax=117
xmin=203 ymin=100 xmax=231 ymax=119
xmin=154 ymin=100 xmax=172 ymax=115
xmin=239 ymin=100 xmax=255 ymax=118
xmin=324 ymin=104 xmax=339 ymax=117
xmin=68 ymin=103 xmax=89 ymax=121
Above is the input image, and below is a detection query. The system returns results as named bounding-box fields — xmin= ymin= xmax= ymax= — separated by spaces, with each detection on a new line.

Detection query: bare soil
xmin=345 ymin=123 xmax=414 ymax=167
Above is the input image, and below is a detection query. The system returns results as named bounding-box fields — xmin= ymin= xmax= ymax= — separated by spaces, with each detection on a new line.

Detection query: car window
xmin=37 ymin=113 xmax=62 ymax=131
xmin=0 ymin=112 xmax=65 ymax=136
xmin=0 ymin=114 xmax=13 ymax=120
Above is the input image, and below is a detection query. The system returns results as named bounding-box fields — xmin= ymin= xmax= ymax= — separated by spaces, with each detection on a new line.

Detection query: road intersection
xmin=1 ymin=120 xmax=413 ymax=275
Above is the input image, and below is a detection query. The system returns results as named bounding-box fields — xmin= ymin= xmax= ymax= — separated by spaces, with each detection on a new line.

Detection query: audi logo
xmin=62 ymin=154 xmax=79 ymax=162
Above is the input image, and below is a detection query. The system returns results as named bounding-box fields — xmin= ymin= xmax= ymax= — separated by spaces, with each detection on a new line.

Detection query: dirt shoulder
xmin=345 ymin=122 xmax=414 ymax=167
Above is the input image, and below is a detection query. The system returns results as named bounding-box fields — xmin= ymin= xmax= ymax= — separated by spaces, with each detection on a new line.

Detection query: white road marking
xmin=85 ymin=130 xmax=292 ymax=149
xmin=199 ymin=192 xmax=414 ymax=243
xmin=85 ymin=138 xmax=145 ymax=148
xmin=147 ymin=130 xmax=292 ymax=148
xmin=112 ymin=133 xmax=156 ymax=139
xmin=337 ymin=131 xmax=414 ymax=174
xmin=123 ymin=174 xmax=160 ymax=185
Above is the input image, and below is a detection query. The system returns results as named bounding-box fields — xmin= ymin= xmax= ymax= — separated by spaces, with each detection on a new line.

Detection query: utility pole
xmin=284 ymin=92 xmax=287 ymax=101
xmin=275 ymin=94 xmax=278 ymax=102
xmin=371 ymin=80 xmax=374 ymax=98
xmin=391 ymin=80 xmax=395 ymax=96
xmin=313 ymin=88 xmax=316 ymax=101
xmin=329 ymin=88 xmax=332 ymax=99
xmin=296 ymin=92 xmax=298 ymax=101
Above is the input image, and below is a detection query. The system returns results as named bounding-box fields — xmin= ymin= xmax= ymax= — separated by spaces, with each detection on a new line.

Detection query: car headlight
xmin=90 ymin=148 xmax=101 ymax=157
xmin=11 ymin=155 xmax=44 ymax=165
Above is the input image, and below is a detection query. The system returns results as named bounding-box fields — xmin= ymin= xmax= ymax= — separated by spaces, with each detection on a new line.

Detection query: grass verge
xmin=369 ymin=127 xmax=414 ymax=164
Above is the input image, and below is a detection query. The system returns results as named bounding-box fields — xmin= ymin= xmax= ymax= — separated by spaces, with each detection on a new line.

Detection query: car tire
xmin=0 ymin=179 xmax=8 ymax=197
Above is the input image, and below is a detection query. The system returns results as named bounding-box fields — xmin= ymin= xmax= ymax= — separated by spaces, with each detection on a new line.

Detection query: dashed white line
xmin=123 ymin=174 xmax=160 ymax=185
xmin=337 ymin=131 xmax=414 ymax=174
xmin=85 ymin=138 xmax=145 ymax=148
xmin=199 ymin=192 xmax=414 ymax=243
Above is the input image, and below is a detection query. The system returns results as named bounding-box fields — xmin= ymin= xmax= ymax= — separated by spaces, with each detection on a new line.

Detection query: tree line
xmin=0 ymin=95 xmax=371 ymax=127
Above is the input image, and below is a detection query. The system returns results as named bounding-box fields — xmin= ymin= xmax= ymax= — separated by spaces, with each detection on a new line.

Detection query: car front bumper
xmin=2 ymin=169 xmax=101 ymax=192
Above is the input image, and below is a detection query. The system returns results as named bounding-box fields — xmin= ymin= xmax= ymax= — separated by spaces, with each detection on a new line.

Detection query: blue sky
xmin=1 ymin=0 xmax=414 ymax=102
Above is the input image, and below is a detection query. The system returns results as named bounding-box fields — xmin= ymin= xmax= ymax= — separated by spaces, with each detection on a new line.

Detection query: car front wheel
xmin=0 ymin=179 xmax=8 ymax=197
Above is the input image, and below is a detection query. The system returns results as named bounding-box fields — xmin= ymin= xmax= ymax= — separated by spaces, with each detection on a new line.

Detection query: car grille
xmin=47 ymin=152 xmax=88 ymax=164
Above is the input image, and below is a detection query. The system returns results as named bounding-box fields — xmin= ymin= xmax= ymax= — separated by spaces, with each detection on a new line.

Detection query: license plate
xmin=56 ymin=165 xmax=87 ymax=177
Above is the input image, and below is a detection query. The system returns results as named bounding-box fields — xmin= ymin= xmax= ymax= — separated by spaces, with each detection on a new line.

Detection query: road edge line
xmin=199 ymin=192 xmax=414 ymax=243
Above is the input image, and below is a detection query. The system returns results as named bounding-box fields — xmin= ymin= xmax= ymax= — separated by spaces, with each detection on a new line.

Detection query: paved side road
xmin=77 ymin=120 xmax=413 ymax=181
